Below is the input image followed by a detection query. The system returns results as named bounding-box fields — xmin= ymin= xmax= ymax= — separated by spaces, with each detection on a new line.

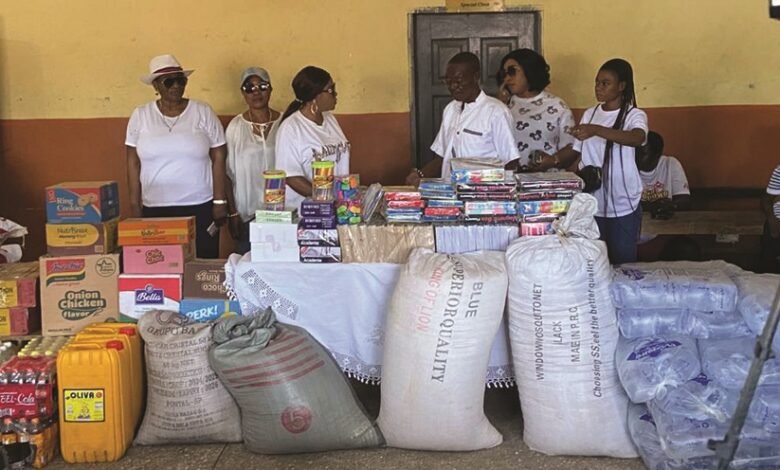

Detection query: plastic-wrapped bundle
xmin=616 ymin=335 xmax=701 ymax=403
xmin=699 ymin=336 xmax=780 ymax=390
xmin=618 ymin=309 xmax=687 ymax=339
xmin=735 ymin=273 xmax=780 ymax=353
xmin=628 ymin=403 xmax=714 ymax=470
xmin=505 ymin=194 xmax=637 ymax=457
xmin=209 ymin=311 xmax=384 ymax=454
xmin=611 ymin=267 xmax=738 ymax=312
xmin=651 ymin=374 xmax=735 ymax=423
xmin=687 ymin=310 xmax=753 ymax=339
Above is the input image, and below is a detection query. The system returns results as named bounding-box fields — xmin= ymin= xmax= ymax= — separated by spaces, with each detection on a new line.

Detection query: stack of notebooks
xmin=298 ymin=199 xmax=341 ymax=262
xmin=383 ymin=187 xmax=423 ymax=223
xmin=457 ymin=178 xmax=517 ymax=224
xmin=419 ymin=179 xmax=461 ymax=223
xmin=514 ymin=172 xmax=584 ymax=236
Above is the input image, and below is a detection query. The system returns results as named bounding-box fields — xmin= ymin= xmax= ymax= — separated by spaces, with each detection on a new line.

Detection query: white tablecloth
xmin=225 ymin=253 xmax=514 ymax=386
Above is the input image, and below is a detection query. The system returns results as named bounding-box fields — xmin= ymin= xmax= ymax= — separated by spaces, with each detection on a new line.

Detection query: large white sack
xmin=378 ymin=248 xmax=507 ymax=451
xmin=505 ymin=194 xmax=637 ymax=457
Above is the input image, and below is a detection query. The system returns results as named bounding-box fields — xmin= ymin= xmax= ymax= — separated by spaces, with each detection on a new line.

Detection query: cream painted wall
xmin=1 ymin=0 xmax=778 ymax=119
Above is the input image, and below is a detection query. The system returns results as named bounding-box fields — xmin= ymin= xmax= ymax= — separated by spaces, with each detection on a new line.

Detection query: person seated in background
xmin=406 ymin=52 xmax=519 ymax=185
xmin=636 ymin=130 xmax=699 ymax=261
xmin=760 ymin=165 xmax=780 ymax=273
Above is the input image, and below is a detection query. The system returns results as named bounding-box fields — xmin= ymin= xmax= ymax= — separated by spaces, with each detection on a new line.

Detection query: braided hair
xmin=598 ymin=58 xmax=637 ymax=214
xmin=280 ymin=66 xmax=332 ymax=123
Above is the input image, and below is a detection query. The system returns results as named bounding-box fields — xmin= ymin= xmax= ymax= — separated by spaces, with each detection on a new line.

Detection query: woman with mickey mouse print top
xmin=498 ymin=49 xmax=576 ymax=169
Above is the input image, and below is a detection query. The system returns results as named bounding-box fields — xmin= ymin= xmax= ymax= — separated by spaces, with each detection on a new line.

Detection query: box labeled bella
xmin=0 ymin=262 xmax=39 ymax=308
xmin=118 ymin=274 xmax=182 ymax=322
xmin=118 ymin=217 xmax=195 ymax=246
xmin=45 ymin=181 xmax=119 ymax=224
xmin=45 ymin=219 xmax=119 ymax=256
xmin=40 ymin=254 xmax=120 ymax=336
xmin=182 ymin=259 xmax=228 ymax=299
xmin=122 ymin=244 xmax=194 ymax=275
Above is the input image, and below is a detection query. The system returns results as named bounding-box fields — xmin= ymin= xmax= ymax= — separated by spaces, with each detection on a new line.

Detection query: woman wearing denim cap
xmin=125 ymin=54 xmax=228 ymax=258
xmin=225 ymin=67 xmax=280 ymax=254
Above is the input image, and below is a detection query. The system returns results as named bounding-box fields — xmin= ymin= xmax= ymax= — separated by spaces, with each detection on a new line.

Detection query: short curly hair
xmin=499 ymin=49 xmax=551 ymax=93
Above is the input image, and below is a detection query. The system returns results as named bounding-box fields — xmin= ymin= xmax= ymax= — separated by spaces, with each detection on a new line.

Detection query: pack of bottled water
xmin=613 ymin=262 xmax=780 ymax=468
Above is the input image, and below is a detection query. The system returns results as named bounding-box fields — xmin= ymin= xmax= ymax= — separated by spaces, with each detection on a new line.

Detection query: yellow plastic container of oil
xmin=76 ymin=324 xmax=144 ymax=428
xmin=57 ymin=340 xmax=132 ymax=463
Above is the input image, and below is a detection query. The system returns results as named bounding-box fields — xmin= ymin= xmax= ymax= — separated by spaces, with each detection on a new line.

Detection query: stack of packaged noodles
xmin=383 ymin=186 xmax=423 ymax=223
xmin=334 ymin=174 xmax=362 ymax=225
xmin=298 ymin=199 xmax=341 ymax=263
xmin=419 ymin=179 xmax=461 ymax=223
xmin=449 ymin=158 xmax=516 ymax=223
xmin=514 ymin=172 xmax=583 ymax=236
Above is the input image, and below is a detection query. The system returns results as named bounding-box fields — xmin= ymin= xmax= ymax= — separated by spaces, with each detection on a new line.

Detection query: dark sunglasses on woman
xmin=241 ymin=82 xmax=271 ymax=94
xmin=500 ymin=65 xmax=520 ymax=79
xmin=162 ymin=76 xmax=188 ymax=88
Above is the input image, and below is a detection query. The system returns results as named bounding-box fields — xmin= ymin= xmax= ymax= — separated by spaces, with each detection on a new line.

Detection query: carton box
xmin=0 ymin=307 xmax=41 ymax=336
xmin=40 ymin=254 xmax=120 ymax=336
xmin=122 ymin=244 xmax=194 ymax=274
xmin=249 ymin=222 xmax=299 ymax=261
xmin=255 ymin=209 xmax=298 ymax=224
xmin=182 ymin=259 xmax=229 ymax=299
xmin=118 ymin=274 xmax=182 ymax=322
xmin=118 ymin=217 xmax=195 ymax=246
xmin=45 ymin=181 xmax=119 ymax=224
xmin=0 ymin=262 xmax=39 ymax=308
xmin=45 ymin=218 xmax=119 ymax=256
xmin=300 ymin=199 xmax=336 ymax=217
xmin=297 ymin=228 xmax=339 ymax=247
xmin=299 ymin=246 xmax=342 ymax=263
xmin=251 ymin=242 xmax=299 ymax=262
xmin=179 ymin=299 xmax=241 ymax=323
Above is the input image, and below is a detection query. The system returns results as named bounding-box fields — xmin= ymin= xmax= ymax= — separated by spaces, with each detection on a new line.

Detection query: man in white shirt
xmin=636 ymin=131 xmax=691 ymax=217
xmin=761 ymin=165 xmax=780 ymax=272
xmin=406 ymin=52 xmax=519 ymax=184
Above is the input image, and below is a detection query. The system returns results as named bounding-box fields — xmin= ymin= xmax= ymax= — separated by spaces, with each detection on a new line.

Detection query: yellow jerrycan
xmin=57 ymin=340 xmax=132 ymax=463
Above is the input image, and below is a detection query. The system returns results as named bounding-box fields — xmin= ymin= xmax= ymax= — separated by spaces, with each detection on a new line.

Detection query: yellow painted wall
xmin=1 ymin=0 xmax=779 ymax=119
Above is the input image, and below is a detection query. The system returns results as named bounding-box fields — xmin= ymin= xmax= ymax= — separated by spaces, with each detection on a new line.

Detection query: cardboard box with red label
xmin=122 ymin=244 xmax=194 ymax=275
xmin=0 ymin=262 xmax=39 ymax=309
xmin=45 ymin=181 xmax=119 ymax=224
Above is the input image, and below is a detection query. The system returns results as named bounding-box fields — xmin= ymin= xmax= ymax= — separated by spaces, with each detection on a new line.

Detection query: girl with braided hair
xmin=554 ymin=59 xmax=648 ymax=264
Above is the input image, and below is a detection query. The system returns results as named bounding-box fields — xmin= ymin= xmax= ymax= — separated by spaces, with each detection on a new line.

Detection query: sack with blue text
xmin=377 ymin=248 xmax=507 ymax=451
xmin=505 ymin=194 xmax=637 ymax=457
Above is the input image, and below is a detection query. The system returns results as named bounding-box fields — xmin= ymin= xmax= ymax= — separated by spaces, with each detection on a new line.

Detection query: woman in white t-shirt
xmin=549 ymin=58 xmax=648 ymax=264
xmin=275 ymin=66 xmax=350 ymax=210
xmin=125 ymin=54 xmax=228 ymax=259
xmin=497 ymin=49 xmax=575 ymax=169
xmin=225 ymin=67 xmax=280 ymax=254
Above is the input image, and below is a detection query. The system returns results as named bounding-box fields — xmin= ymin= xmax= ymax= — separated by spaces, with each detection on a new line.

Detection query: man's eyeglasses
xmin=161 ymin=76 xmax=188 ymax=88
xmin=242 ymin=82 xmax=271 ymax=94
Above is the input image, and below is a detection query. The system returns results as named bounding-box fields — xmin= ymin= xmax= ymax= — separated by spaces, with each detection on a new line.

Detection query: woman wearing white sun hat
xmin=125 ymin=54 xmax=228 ymax=259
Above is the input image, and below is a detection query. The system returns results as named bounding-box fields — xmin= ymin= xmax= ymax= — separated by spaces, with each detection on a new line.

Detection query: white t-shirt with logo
xmin=640 ymin=156 xmax=690 ymax=203
xmin=431 ymin=90 xmax=519 ymax=180
xmin=508 ymin=91 xmax=576 ymax=167
xmin=275 ymin=111 xmax=351 ymax=210
xmin=573 ymin=105 xmax=648 ymax=218
xmin=125 ymin=100 xmax=226 ymax=207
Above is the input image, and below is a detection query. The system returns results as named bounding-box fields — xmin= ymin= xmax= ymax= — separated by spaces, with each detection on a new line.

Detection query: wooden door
xmin=411 ymin=11 xmax=540 ymax=167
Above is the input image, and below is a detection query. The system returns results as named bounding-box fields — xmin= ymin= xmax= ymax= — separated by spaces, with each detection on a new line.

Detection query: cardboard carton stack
xmin=298 ymin=199 xmax=341 ymax=263
xmin=249 ymin=209 xmax=299 ymax=262
xmin=0 ymin=262 xmax=40 ymax=336
xmin=116 ymin=217 xmax=193 ymax=322
xmin=179 ymin=259 xmax=241 ymax=323
xmin=41 ymin=182 xmax=121 ymax=336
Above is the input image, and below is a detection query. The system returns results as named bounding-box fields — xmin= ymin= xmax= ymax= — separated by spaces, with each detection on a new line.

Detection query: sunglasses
xmin=501 ymin=66 xmax=520 ymax=79
xmin=321 ymin=85 xmax=337 ymax=96
xmin=161 ymin=76 xmax=188 ymax=88
xmin=242 ymin=82 xmax=271 ymax=94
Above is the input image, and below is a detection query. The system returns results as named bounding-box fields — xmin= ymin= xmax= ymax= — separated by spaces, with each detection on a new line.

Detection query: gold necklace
xmin=158 ymin=101 xmax=185 ymax=133
xmin=246 ymin=109 xmax=276 ymax=138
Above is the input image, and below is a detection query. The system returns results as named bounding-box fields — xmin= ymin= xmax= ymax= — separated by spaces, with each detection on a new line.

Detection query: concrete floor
xmin=45 ymin=384 xmax=647 ymax=470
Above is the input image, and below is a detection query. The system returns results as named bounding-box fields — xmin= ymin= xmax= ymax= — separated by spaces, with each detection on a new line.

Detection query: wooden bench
xmin=641 ymin=210 xmax=765 ymax=237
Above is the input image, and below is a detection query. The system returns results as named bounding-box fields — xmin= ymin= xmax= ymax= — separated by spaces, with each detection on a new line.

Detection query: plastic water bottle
xmin=617 ymin=335 xmax=701 ymax=403
xmin=699 ymin=336 xmax=780 ymax=390
xmin=611 ymin=267 xmax=738 ymax=312
xmin=618 ymin=309 xmax=688 ymax=339
xmin=628 ymin=403 xmax=715 ymax=470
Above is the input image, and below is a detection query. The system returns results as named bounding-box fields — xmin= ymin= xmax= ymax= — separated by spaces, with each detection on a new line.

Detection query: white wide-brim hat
xmin=141 ymin=54 xmax=194 ymax=85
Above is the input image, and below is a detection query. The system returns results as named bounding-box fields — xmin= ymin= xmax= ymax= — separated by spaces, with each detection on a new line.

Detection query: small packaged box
xmin=122 ymin=244 xmax=193 ymax=274
xmin=250 ymin=220 xmax=300 ymax=262
xmin=0 ymin=262 xmax=39 ymax=308
xmin=118 ymin=217 xmax=195 ymax=246
xmin=0 ymin=307 xmax=40 ymax=336
xmin=183 ymin=259 xmax=228 ymax=298
xmin=45 ymin=218 xmax=119 ymax=256
xmin=299 ymin=246 xmax=342 ymax=263
xmin=118 ymin=274 xmax=182 ymax=322
xmin=301 ymin=199 xmax=335 ymax=217
xmin=45 ymin=181 xmax=119 ymax=223
xmin=297 ymin=228 xmax=339 ymax=247
xmin=251 ymin=242 xmax=300 ymax=262
xmin=298 ymin=216 xmax=337 ymax=230
xmin=255 ymin=209 xmax=298 ymax=224
xmin=179 ymin=299 xmax=241 ymax=323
